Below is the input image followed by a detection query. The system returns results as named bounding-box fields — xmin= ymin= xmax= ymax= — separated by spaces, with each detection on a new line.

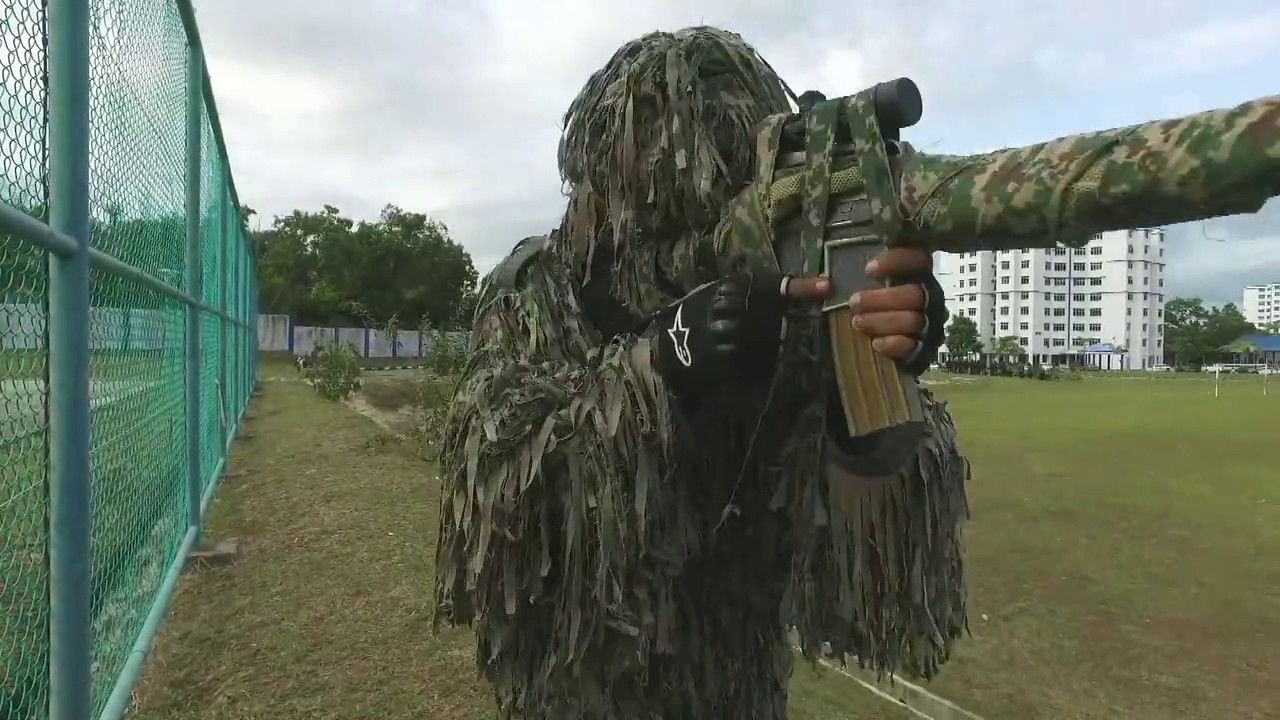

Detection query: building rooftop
xmin=1240 ymin=334 xmax=1280 ymax=352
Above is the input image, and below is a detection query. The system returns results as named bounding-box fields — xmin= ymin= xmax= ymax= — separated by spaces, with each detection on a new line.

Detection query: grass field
xmin=922 ymin=371 xmax=1277 ymax=719
xmin=126 ymin=361 xmax=1278 ymax=719
xmin=128 ymin=367 xmax=910 ymax=719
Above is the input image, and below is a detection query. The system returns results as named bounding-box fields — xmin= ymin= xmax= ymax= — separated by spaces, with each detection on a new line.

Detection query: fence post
xmin=217 ymin=181 xmax=227 ymax=445
xmin=235 ymin=230 xmax=243 ymax=404
xmin=184 ymin=43 xmax=204 ymax=540
xmin=46 ymin=0 xmax=93 ymax=717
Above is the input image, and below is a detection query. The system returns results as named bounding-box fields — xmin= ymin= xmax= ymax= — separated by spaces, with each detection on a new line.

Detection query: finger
xmin=852 ymin=310 xmax=925 ymax=338
xmin=865 ymin=247 xmax=932 ymax=279
xmin=870 ymin=335 xmax=919 ymax=361
xmin=849 ymin=283 xmax=926 ymax=314
xmin=783 ymin=275 xmax=831 ymax=300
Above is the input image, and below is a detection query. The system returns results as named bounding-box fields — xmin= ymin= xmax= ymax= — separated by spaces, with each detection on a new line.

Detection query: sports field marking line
xmin=794 ymin=645 xmax=986 ymax=720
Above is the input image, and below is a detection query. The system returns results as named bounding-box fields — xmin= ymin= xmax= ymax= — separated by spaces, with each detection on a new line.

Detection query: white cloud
xmin=189 ymin=0 xmax=1280 ymax=298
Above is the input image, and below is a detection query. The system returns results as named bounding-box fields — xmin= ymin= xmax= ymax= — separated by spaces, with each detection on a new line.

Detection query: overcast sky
xmin=190 ymin=0 xmax=1280 ymax=306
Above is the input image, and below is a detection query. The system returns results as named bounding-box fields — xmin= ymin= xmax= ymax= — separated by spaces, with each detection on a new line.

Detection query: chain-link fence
xmin=0 ymin=0 xmax=258 ymax=718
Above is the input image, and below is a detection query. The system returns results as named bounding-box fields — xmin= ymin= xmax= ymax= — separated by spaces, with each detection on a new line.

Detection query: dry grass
xmin=127 ymin=361 xmax=910 ymax=719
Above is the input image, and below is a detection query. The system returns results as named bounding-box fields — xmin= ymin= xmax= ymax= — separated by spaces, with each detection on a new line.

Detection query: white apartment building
xmin=935 ymin=228 xmax=1167 ymax=369
xmin=1242 ymin=283 xmax=1280 ymax=327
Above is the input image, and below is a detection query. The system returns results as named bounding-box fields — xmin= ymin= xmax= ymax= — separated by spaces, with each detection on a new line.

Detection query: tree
xmin=944 ymin=315 xmax=983 ymax=356
xmin=1164 ymin=297 xmax=1213 ymax=366
xmin=252 ymin=204 xmax=478 ymax=329
xmin=1164 ymin=297 xmax=1257 ymax=366
xmin=992 ymin=335 xmax=1023 ymax=356
xmin=1202 ymin=303 xmax=1256 ymax=349
xmin=1262 ymin=320 xmax=1280 ymax=334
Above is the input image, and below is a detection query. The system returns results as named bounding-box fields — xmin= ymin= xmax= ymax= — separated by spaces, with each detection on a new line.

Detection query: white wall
xmin=1 ymin=303 xmax=176 ymax=350
xmin=254 ymin=313 xmax=465 ymax=359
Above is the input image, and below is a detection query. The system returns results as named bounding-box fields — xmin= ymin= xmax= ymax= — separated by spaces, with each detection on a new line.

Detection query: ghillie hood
xmin=552 ymin=26 xmax=795 ymax=314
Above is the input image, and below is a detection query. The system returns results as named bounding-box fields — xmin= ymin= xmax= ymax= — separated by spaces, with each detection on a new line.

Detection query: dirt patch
xmin=344 ymin=393 xmax=422 ymax=439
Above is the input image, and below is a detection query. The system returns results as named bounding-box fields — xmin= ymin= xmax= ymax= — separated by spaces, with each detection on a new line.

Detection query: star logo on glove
xmin=668 ymin=304 xmax=692 ymax=367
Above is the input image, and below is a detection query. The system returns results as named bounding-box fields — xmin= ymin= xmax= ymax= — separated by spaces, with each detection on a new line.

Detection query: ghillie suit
xmin=433 ymin=27 xmax=969 ymax=719
xmin=434 ymin=24 xmax=1280 ymax=720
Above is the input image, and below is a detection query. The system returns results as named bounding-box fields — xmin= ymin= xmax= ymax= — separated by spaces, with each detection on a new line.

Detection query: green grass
xmin=125 ymin=363 xmax=1278 ymax=719
xmin=257 ymin=349 xmax=430 ymax=371
xmin=919 ymin=371 xmax=1278 ymax=719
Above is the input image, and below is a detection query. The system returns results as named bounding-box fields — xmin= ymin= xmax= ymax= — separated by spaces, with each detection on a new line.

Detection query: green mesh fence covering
xmin=0 ymin=0 xmax=259 ymax=717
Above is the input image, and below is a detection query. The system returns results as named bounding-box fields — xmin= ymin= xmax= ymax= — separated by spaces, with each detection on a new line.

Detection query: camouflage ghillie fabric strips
xmin=436 ymin=249 xmax=811 ymax=718
xmin=555 ymin=27 xmax=793 ymax=314
xmin=435 ymin=26 xmax=972 ymax=719
xmin=898 ymin=94 xmax=1280 ymax=251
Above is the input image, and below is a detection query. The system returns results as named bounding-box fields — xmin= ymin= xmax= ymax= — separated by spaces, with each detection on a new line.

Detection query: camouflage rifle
xmin=715 ymin=80 xmax=1280 ymax=438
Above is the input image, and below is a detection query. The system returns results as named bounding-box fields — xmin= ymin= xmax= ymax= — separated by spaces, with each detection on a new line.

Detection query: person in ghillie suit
xmin=434 ymin=26 xmax=969 ymax=719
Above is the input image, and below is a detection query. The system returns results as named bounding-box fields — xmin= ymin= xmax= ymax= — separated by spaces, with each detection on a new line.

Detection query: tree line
xmin=942 ymin=297 xmax=1272 ymax=367
xmin=247 ymin=204 xmax=478 ymax=330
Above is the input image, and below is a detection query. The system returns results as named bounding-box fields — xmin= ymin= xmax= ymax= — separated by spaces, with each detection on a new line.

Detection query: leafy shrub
xmin=305 ymin=342 xmax=363 ymax=400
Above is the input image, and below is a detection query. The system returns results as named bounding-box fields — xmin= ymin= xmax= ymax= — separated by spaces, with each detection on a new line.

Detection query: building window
xmin=1021 ymin=276 xmax=1030 ymax=285
xmin=1020 ymin=322 xmax=1029 ymax=331
xmin=1089 ymin=262 xmax=1102 ymax=271
xmin=1020 ymin=307 xmax=1029 ymax=315
xmin=1088 ymin=323 xmax=1101 ymax=332
xmin=1091 ymin=246 xmax=1103 ymax=255
xmin=1020 ymin=260 xmax=1030 ymax=269
xmin=1090 ymin=308 xmax=1102 ymax=316
xmin=1000 ymin=322 xmax=1009 ymax=330
xmin=1073 ymin=263 xmax=1086 ymax=271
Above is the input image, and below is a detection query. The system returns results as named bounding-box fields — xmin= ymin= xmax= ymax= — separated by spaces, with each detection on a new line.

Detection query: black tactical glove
xmin=899 ymin=269 xmax=948 ymax=376
xmin=651 ymin=272 xmax=792 ymax=391
xmin=649 ymin=268 xmax=949 ymax=391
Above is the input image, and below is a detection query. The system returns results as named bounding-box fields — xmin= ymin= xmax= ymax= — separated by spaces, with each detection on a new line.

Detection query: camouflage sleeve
xmin=900 ymin=93 xmax=1280 ymax=252
xmin=432 ymin=252 xmax=692 ymax=707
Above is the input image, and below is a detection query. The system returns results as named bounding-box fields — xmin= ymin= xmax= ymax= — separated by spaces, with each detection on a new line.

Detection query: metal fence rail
xmin=0 ymin=1 xmax=259 ymax=718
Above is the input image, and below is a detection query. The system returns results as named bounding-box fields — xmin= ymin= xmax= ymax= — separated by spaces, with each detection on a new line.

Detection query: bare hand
xmin=848 ymin=247 xmax=930 ymax=361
